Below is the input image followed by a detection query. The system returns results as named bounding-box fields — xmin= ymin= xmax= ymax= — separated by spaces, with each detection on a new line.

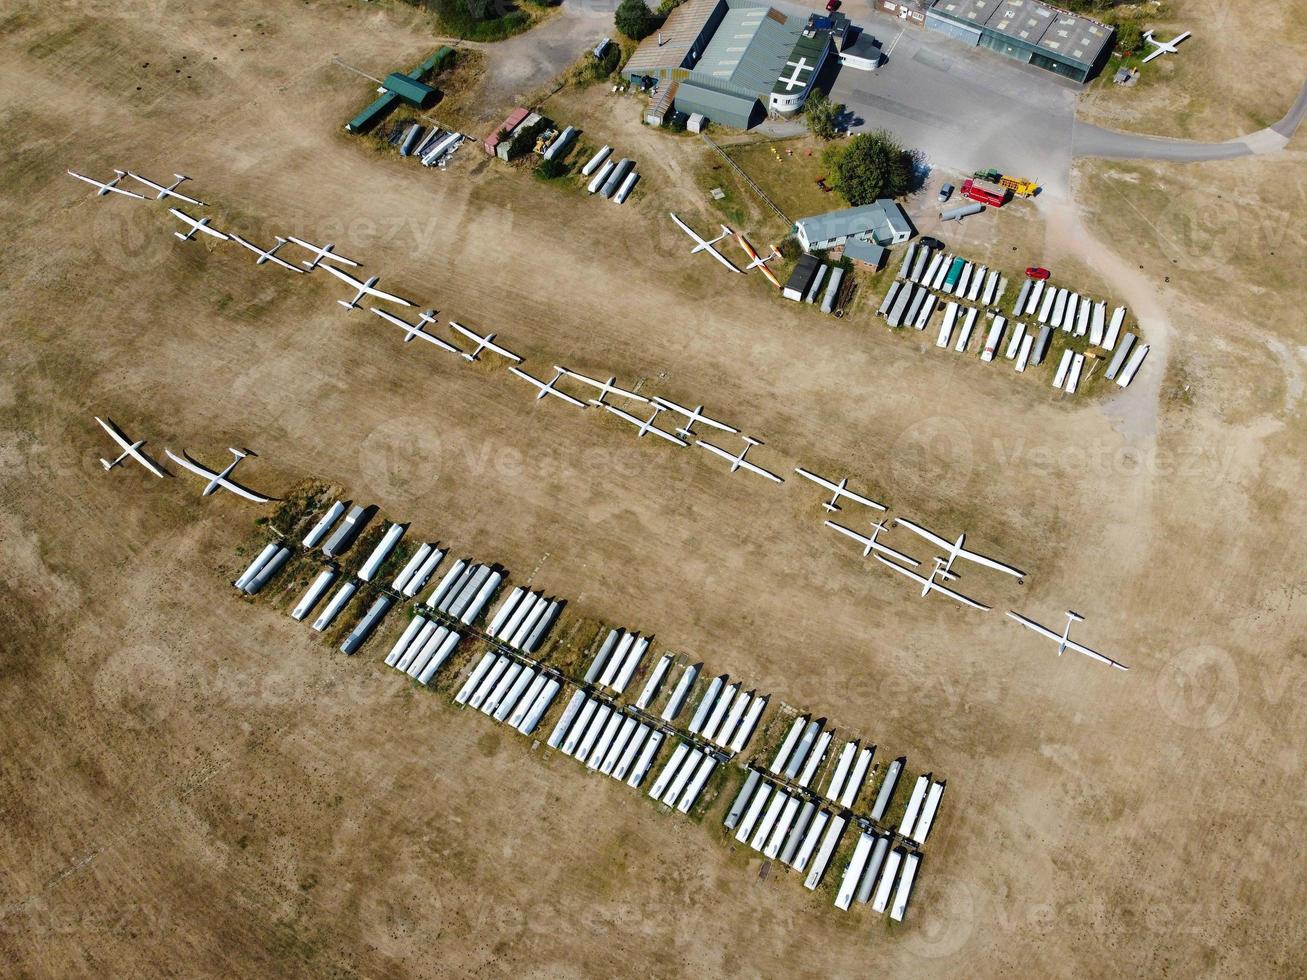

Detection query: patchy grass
xmin=723 ymin=136 xmax=842 ymax=221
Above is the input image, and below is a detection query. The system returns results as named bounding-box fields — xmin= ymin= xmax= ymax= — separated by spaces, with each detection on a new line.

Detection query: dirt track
xmin=2 ymin=1 xmax=1307 ymax=976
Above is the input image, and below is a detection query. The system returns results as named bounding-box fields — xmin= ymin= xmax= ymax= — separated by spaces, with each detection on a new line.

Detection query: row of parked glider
xmin=72 ymin=166 xmax=1126 ymax=672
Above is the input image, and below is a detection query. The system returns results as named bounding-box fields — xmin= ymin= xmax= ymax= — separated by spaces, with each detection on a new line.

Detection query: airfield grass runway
xmin=2 ymin=0 xmax=1306 ymax=976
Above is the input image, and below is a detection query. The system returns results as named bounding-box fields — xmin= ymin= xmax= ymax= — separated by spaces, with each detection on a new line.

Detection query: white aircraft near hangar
xmin=95 ymin=416 xmax=165 ymax=478
xmin=165 ymin=447 xmax=272 ymax=503
xmin=284 ymin=235 xmax=360 ymax=271
xmin=170 ymin=207 xmax=229 ymax=242
xmin=1141 ymin=29 xmax=1191 ymax=64
xmin=117 ymin=170 xmax=204 ymax=206
xmin=696 ymin=436 xmax=784 ymax=484
xmin=605 ymin=404 xmax=687 ymax=447
xmin=1007 ymin=610 xmax=1129 ymax=671
xmin=370 ymin=307 xmax=460 ymax=353
xmin=893 ymin=518 xmax=1026 ymax=582
xmin=230 ymin=234 xmax=306 ymax=274
xmin=449 ymin=321 xmax=522 ymax=363
xmin=824 ymin=518 xmax=917 ymax=566
xmin=508 ymin=366 xmax=588 ymax=409
xmin=668 ymin=213 xmax=742 ymax=275
xmin=66 ymin=169 xmax=147 ymax=200
xmin=559 ymin=368 xmax=648 ymax=407
xmin=319 ymin=262 xmax=413 ymax=310
xmin=651 ymin=396 xmax=738 ymax=440
xmin=796 ymin=468 xmax=887 ymax=513
xmin=874 ymin=555 xmax=991 ymax=611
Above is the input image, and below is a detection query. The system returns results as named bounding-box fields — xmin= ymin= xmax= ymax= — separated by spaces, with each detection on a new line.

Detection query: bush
xmin=506 ymin=119 xmax=549 ymax=160
xmin=616 ymin=0 xmax=657 ymax=40
xmin=822 ymin=129 xmax=913 ymax=206
xmin=535 ymin=158 xmax=569 ymax=180
xmin=1114 ymin=22 xmax=1143 ymax=56
xmin=803 ymin=90 xmax=842 ymax=140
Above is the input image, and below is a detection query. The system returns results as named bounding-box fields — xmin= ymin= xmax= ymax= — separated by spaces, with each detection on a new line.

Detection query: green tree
xmin=1114 ymin=22 xmax=1143 ymax=57
xmin=535 ymin=157 xmax=569 ymax=180
xmin=803 ymin=90 xmax=842 ymax=140
xmin=616 ymin=0 xmax=657 ymax=40
xmin=823 ymin=129 xmax=913 ymax=206
xmin=464 ymin=0 xmax=495 ymax=20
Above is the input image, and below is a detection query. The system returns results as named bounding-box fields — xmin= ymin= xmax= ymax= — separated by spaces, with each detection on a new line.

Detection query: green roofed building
xmin=626 ymin=0 xmax=833 ymax=130
xmin=346 ymin=47 xmax=454 ymax=133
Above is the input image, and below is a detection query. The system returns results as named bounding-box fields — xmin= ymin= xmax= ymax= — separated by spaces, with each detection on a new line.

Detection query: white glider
xmin=66 ymin=170 xmax=147 ymax=200
xmin=560 ymin=368 xmax=648 ymax=407
xmin=650 ymin=396 xmax=738 ymax=440
xmin=165 ymin=448 xmax=272 ymax=503
xmin=796 ymin=468 xmax=886 ymax=513
xmin=695 ymin=436 xmax=783 ymax=483
xmin=893 ymin=518 xmax=1026 ymax=581
xmin=1141 ymin=29 xmax=1190 ymax=64
xmin=118 ymin=170 xmax=203 ymax=206
xmin=1007 ymin=610 xmax=1129 ymax=671
xmin=320 ymin=262 xmax=413 ymax=310
xmin=448 ymin=322 xmax=522 ymax=363
xmin=229 ymin=234 xmax=306 ymax=274
xmin=169 ymin=207 xmax=229 ymax=242
xmin=508 ymin=366 xmax=587 ymax=409
xmin=284 ymin=235 xmax=361 ymax=270
xmin=824 ymin=519 xmax=917 ymax=566
xmin=370 ymin=307 xmax=460 ymax=353
xmin=95 ymin=416 xmax=165 ymax=478
xmin=874 ymin=555 xmax=991 ymax=611
xmin=605 ymin=404 xmax=687 ymax=446
xmin=669 ymin=213 xmax=742 ymax=274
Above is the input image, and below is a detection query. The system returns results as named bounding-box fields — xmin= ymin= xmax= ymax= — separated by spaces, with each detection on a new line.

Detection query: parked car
xmin=917 ymin=236 xmax=945 ymax=250
xmin=825 ymin=0 xmax=840 ymax=10
xmin=1025 ymin=266 xmax=1051 ymax=280
xmin=938 ymin=182 xmax=954 ymax=203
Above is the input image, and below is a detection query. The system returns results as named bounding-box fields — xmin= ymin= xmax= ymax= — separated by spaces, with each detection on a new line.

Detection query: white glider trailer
xmin=291 ymin=568 xmax=337 ymax=622
xmin=302 ymin=500 xmax=345 ymax=549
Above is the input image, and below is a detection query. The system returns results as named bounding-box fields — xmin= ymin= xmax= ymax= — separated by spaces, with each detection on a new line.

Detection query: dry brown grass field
xmin=2 ymin=0 xmax=1306 ymax=976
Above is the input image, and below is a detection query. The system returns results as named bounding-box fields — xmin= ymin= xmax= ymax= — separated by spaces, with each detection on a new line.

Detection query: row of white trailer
xmin=546 ymin=687 xmax=666 ymax=787
xmin=485 ymin=585 xmax=562 ymax=653
xmin=584 ymin=627 xmax=652 ymax=695
xmin=384 ymin=611 xmax=463 ymax=685
xmin=1011 ymin=278 xmax=1129 ymax=352
xmin=453 ymin=651 xmax=563 ymax=735
xmin=646 ymin=739 xmax=718 ymax=813
xmin=832 ymin=831 xmax=921 ymax=922
xmin=399 ymin=123 xmax=466 ymax=169
xmin=581 ymin=145 xmax=640 ymax=204
xmin=684 ymin=675 xmax=767 ymax=756
xmin=897 ymin=243 xmax=1007 ymax=309
xmin=234 ymin=542 xmax=293 ymax=596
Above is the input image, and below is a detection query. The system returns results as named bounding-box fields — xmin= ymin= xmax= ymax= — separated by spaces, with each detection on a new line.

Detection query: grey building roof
xmin=841 ymin=237 xmax=886 ymax=267
xmin=626 ymin=0 xmax=727 ymax=75
xmin=674 ymin=77 xmax=763 ymax=127
xmin=930 ymin=0 xmax=1110 ymax=68
xmin=796 ymin=200 xmax=911 ymax=247
xmin=693 ymin=2 xmax=803 ymax=100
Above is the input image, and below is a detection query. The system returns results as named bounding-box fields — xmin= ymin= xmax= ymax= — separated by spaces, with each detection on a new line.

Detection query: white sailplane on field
xmin=169 ymin=207 xmax=229 ymax=242
xmin=508 ymin=366 xmax=588 ymax=408
xmin=118 ymin=170 xmax=204 ymax=206
xmin=875 ymin=555 xmax=991 ymax=611
xmin=165 ymin=448 xmax=272 ymax=503
xmin=448 ymin=322 xmax=522 ymax=363
xmin=95 ymin=416 xmax=165 ymax=478
xmin=230 ymin=234 xmax=306 ymax=274
xmin=319 ymin=262 xmax=413 ymax=310
xmin=1007 ymin=610 xmax=1129 ymax=671
xmin=893 ymin=518 xmax=1026 ymax=582
xmin=1141 ymin=29 xmax=1190 ymax=64
xmin=651 ymin=396 xmax=738 ymax=440
xmin=796 ymin=468 xmax=887 ymax=513
xmin=284 ymin=235 xmax=361 ymax=270
xmin=695 ymin=436 xmax=784 ymax=483
xmin=66 ymin=169 xmax=147 ymax=200
xmin=824 ymin=518 xmax=917 ymax=566
xmin=559 ymin=368 xmax=648 ymax=407
xmin=668 ymin=213 xmax=742 ymax=274
xmin=605 ymin=404 xmax=687 ymax=446
xmin=370 ymin=307 xmax=460 ymax=353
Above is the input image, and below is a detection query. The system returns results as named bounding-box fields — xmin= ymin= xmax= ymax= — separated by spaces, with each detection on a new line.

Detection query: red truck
xmin=961 ymin=177 xmax=1011 ymax=208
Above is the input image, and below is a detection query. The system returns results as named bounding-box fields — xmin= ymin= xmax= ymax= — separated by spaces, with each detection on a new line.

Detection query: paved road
xmin=1072 ymin=79 xmax=1307 ymax=161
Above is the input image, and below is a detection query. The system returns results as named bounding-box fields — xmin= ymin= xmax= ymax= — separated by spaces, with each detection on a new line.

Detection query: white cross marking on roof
xmin=777 ymin=57 xmax=812 ymax=92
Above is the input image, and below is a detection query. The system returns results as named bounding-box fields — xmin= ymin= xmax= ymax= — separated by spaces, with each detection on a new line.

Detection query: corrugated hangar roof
xmin=1036 ymin=10 xmax=1111 ymax=67
xmin=626 ymin=0 xmax=725 ymax=75
xmin=694 ymin=2 xmax=802 ymax=98
xmin=987 ymin=0 xmax=1053 ymax=44
xmin=931 ymin=0 xmax=1001 ymax=26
